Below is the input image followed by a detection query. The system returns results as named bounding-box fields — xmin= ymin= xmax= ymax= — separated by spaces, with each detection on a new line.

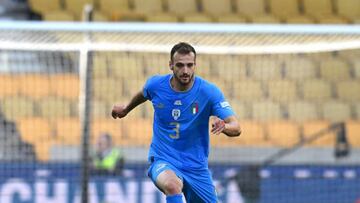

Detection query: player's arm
xmin=211 ymin=115 xmax=241 ymax=137
xmin=112 ymin=91 xmax=147 ymax=119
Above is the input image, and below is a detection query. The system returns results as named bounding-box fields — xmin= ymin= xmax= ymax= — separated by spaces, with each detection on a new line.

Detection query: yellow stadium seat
xmin=133 ymin=0 xmax=164 ymax=14
xmin=42 ymin=10 xmax=75 ymax=21
xmin=303 ymin=0 xmax=347 ymax=23
xmin=232 ymin=80 xmax=264 ymax=102
xmin=235 ymin=0 xmax=266 ymax=19
xmin=17 ymin=74 xmax=50 ymax=99
xmin=64 ymin=0 xmax=94 ymax=20
xmin=354 ymin=59 xmax=360 ymax=79
xmin=336 ymin=49 xmax=360 ymax=62
xmin=216 ymin=15 xmax=247 ymax=23
xmin=93 ymin=78 xmax=124 ymax=102
xmin=287 ymin=101 xmax=319 ymax=123
xmin=346 ymin=120 xmax=360 ymax=147
xmin=248 ymin=57 xmax=282 ymax=80
xmin=50 ymin=74 xmax=79 ymax=100
xmin=123 ymin=118 xmax=152 ymax=146
xmin=1 ymin=96 xmax=35 ymax=121
xmin=303 ymin=0 xmax=333 ymax=19
xmin=166 ymin=0 xmax=198 ymax=16
xmin=122 ymin=79 xmax=145 ymax=97
xmin=317 ymin=16 xmax=348 ymax=24
xmin=319 ymin=58 xmax=350 ymax=82
xmin=267 ymin=80 xmax=298 ymax=103
xmin=229 ymin=101 xmax=250 ymax=120
xmin=146 ymin=13 xmax=179 ymax=22
xmin=91 ymin=118 xmax=124 ymax=145
xmin=252 ymin=101 xmax=283 ymax=122
xmin=335 ymin=0 xmax=360 ymax=23
xmin=91 ymin=11 xmax=110 ymax=21
xmin=28 ymin=0 xmax=62 ymax=15
xmin=201 ymin=0 xmax=233 ymax=16
xmin=322 ymin=101 xmax=352 ymax=122
xmin=336 ymin=80 xmax=360 ymax=103
xmin=33 ymin=140 xmax=55 ymax=162
xmin=251 ymin=15 xmax=281 ymax=23
xmin=269 ymin=0 xmax=300 ymax=20
xmin=283 ymin=57 xmax=317 ymax=80
xmin=182 ymin=14 xmax=213 ymax=23
xmin=286 ymin=15 xmax=315 ymax=24
xmin=18 ymin=117 xmax=52 ymax=144
xmin=109 ymin=55 xmax=145 ymax=79
xmin=302 ymin=120 xmax=335 ymax=147
xmin=92 ymin=100 xmax=110 ymax=118
xmin=301 ymin=79 xmax=332 ymax=102
xmin=237 ymin=120 xmax=269 ymax=146
xmin=54 ymin=118 xmax=81 ymax=145
xmin=38 ymin=97 xmax=73 ymax=119
xmin=265 ymin=120 xmax=300 ymax=147
xmin=143 ymin=53 xmax=170 ymax=75
xmin=99 ymin=0 xmax=144 ymax=21
xmin=93 ymin=54 xmax=108 ymax=78
xmin=355 ymin=103 xmax=360 ymax=120
xmin=212 ymin=56 xmax=247 ymax=80
xmin=195 ymin=56 xmax=212 ymax=78
xmin=0 ymin=74 xmax=19 ymax=98
xmin=99 ymin=0 xmax=129 ymax=13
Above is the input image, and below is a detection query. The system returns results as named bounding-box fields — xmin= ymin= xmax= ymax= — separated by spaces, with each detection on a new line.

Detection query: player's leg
xmin=148 ymin=159 xmax=184 ymax=203
xmin=157 ymin=170 xmax=184 ymax=203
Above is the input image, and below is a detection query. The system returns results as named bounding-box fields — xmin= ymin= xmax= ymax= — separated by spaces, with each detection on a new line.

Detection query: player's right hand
xmin=111 ymin=105 xmax=128 ymax=119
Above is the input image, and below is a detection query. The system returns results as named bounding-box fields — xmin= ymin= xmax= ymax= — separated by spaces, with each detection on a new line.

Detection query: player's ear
xmin=169 ymin=60 xmax=174 ymax=70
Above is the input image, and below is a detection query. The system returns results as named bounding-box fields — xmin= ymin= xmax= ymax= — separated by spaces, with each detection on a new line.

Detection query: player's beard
xmin=174 ymin=72 xmax=194 ymax=87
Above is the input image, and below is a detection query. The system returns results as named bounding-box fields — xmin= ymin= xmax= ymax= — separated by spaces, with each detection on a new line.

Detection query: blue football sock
xmin=166 ymin=194 xmax=183 ymax=203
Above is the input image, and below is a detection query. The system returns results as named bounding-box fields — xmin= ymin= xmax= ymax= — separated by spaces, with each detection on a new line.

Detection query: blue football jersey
xmin=143 ymin=74 xmax=234 ymax=170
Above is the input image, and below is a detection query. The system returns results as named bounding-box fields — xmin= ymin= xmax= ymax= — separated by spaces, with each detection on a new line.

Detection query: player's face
xmin=170 ymin=52 xmax=196 ymax=87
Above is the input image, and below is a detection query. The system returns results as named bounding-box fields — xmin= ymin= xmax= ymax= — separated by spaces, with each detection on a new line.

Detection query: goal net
xmin=0 ymin=22 xmax=359 ymax=203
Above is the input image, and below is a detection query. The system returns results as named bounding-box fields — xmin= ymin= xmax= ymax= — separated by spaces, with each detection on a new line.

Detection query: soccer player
xmin=112 ymin=42 xmax=241 ymax=203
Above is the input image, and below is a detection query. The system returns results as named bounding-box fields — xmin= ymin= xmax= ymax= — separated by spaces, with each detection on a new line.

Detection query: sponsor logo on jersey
xmin=220 ymin=101 xmax=230 ymax=108
xmin=156 ymin=103 xmax=165 ymax=109
xmin=156 ymin=163 xmax=167 ymax=172
xmin=172 ymin=109 xmax=181 ymax=120
xmin=174 ymin=100 xmax=182 ymax=105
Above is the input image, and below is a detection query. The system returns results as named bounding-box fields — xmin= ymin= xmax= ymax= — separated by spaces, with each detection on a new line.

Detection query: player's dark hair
xmin=170 ymin=42 xmax=196 ymax=61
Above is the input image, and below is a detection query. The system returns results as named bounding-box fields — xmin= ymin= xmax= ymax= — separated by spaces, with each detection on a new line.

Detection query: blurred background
xmin=0 ymin=0 xmax=359 ymax=202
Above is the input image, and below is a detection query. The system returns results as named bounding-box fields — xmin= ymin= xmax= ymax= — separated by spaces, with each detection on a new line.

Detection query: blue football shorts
xmin=147 ymin=157 xmax=218 ymax=203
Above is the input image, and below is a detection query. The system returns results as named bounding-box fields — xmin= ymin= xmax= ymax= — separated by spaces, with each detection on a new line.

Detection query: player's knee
xmin=162 ymin=178 xmax=183 ymax=195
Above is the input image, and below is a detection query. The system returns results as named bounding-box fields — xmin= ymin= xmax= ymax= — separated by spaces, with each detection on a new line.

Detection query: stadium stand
xmin=301 ymin=79 xmax=333 ymax=102
xmin=28 ymin=0 xmax=63 ymax=18
xmin=21 ymin=0 xmax=360 ymax=24
xmin=267 ymin=79 xmax=298 ymax=103
xmin=287 ymin=101 xmax=319 ymax=123
xmin=346 ymin=120 xmax=360 ymax=147
xmin=252 ymin=100 xmax=283 ymax=121
xmin=302 ymin=120 xmax=336 ymax=147
xmin=265 ymin=120 xmax=300 ymax=147
xmin=319 ymin=58 xmax=351 ymax=82
xmin=336 ymin=80 xmax=360 ymax=103
xmin=283 ymin=57 xmax=317 ymax=80
xmin=335 ymin=0 xmax=360 ymax=23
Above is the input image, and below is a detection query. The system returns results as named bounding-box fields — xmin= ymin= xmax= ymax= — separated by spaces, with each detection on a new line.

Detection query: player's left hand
xmin=211 ymin=117 xmax=225 ymax=135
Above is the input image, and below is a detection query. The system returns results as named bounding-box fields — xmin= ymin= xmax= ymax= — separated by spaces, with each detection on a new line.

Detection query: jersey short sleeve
xmin=143 ymin=75 xmax=159 ymax=101
xmin=209 ymin=84 xmax=234 ymax=120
